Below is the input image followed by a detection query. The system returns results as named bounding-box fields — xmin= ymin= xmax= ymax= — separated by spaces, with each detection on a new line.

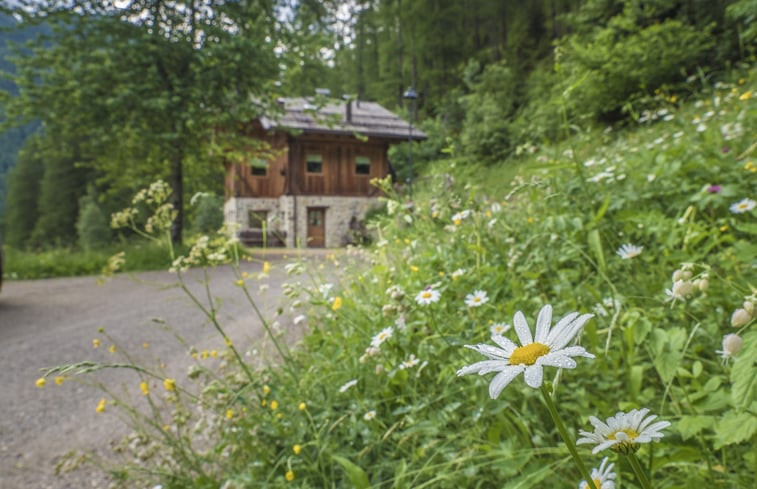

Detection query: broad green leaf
xmin=587 ymin=229 xmax=606 ymax=274
xmin=731 ymin=330 xmax=757 ymax=409
xmin=332 ymin=455 xmax=371 ymax=489
xmin=676 ymin=415 xmax=713 ymax=440
xmin=713 ymin=410 xmax=757 ymax=449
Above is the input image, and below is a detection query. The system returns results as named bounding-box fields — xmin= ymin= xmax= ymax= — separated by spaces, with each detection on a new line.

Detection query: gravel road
xmin=0 ymin=252 xmax=333 ymax=489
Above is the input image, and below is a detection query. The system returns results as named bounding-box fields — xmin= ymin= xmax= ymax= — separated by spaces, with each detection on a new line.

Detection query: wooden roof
xmin=259 ymin=97 xmax=427 ymax=141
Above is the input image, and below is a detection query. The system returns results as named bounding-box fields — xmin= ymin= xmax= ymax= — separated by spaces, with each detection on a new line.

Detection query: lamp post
xmin=403 ymin=86 xmax=418 ymax=197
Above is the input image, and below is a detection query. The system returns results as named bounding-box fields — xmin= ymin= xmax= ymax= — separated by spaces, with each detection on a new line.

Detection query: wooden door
xmin=307 ymin=208 xmax=326 ymax=248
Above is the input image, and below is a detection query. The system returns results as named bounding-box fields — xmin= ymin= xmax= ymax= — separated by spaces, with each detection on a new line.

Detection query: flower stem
xmin=627 ymin=452 xmax=653 ymax=489
xmin=539 ymin=385 xmax=598 ymax=489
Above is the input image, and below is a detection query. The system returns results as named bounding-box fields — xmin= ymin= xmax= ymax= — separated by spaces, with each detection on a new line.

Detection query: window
xmin=355 ymin=156 xmax=371 ymax=175
xmin=250 ymin=158 xmax=268 ymax=176
xmin=248 ymin=210 xmax=267 ymax=229
xmin=306 ymin=154 xmax=323 ymax=173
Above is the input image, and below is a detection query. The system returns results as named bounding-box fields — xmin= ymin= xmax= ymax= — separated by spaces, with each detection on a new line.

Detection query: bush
xmin=76 ymin=193 xmax=112 ymax=250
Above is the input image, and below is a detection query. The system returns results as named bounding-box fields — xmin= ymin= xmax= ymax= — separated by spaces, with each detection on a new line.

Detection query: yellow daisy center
xmin=608 ymin=429 xmax=641 ymax=454
xmin=509 ymin=342 xmax=550 ymax=365
xmin=422 ymin=291 xmax=432 ymax=299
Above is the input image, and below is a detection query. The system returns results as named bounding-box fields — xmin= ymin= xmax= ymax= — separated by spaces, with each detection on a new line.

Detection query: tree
xmin=2 ymin=0 xmax=282 ymax=243
xmin=3 ymin=134 xmax=44 ymax=247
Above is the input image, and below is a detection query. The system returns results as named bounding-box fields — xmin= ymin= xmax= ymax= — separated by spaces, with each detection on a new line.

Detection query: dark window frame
xmin=306 ymin=153 xmax=323 ymax=174
xmin=355 ymin=155 xmax=371 ymax=176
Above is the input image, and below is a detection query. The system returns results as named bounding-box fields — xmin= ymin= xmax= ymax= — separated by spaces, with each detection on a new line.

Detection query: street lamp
xmin=403 ymin=86 xmax=418 ymax=197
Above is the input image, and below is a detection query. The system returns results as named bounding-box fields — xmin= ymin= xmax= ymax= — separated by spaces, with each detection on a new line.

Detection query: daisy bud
xmin=720 ymin=334 xmax=743 ymax=359
xmin=671 ymin=280 xmax=695 ymax=299
xmin=731 ymin=308 xmax=752 ymax=328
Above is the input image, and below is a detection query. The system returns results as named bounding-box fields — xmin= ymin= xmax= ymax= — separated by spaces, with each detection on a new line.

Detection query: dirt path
xmin=0 ymin=252 xmax=334 ymax=488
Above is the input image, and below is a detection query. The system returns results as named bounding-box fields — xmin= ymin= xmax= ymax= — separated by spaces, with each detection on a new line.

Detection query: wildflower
xmin=35 ymin=377 xmax=46 ymax=388
xmin=339 ymin=379 xmax=358 ymax=393
xmin=706 ymin=185 xmax=722 ymax=194
xmin=577 ymin=408 xmax=670 ymax=454
xmin=293 ymin=444 xmax=302 ymax=455
xmin=465 ymin=290 xmax=489 ymax=307
xmin=363 ymin=410 xmax=376 ymax=421
xmin=263 ymin=384 xmax=271 ymax=395
xmin=451 ymin=268 xmax=465 ymax=280
xmin=731 ymin=308 xmax=752 ymax=327
xmin=226 ymin=409 xmax=234 ymax=419
xmin=140 ymin=382 xmax=150 ymax=396
xmin=578 ymin=457 xmax=617 ymax=489
xmin=730 ymin=198 xmax=756 ymax=214
xmin=54 ymin=376 xmax=65 ymax=386
xmin=108 ymin=345 xmax=116 ymax=354
xmin=400 ymin=354 xmax=420 ymax=369
xmin=371 ymin=327 xmax=394 ymax=348
xmin=298 ymin=402 xmax=307 ymax=411
xmin=490 ymin=323 xmax=511 ymax=335
xmin=142 ymin=342 xmax=149 ymax=349
xmin=666 ymin=280 xmax=695 ymax=301
xmin=163 ymin=378 xmax=176 ymax=392
xmin=293 ymin=314 xmax=306 ymax=325
xmin=410 ymin=265 xmax=419 ymax=273
xmin=263 ymin=261 xmax=271 ymax=274
xmin=332 ymin=296 xmax=343 ymax=311
xmin=235 ymin=279 xmax=244 ymax=286
xmin=739 ymin=90 xmax=753 ymax=101
xmin=451 ymin=210 xmax=471 ymax=225
xmin=616 ymin=244 xmax=643 ymax=259
xmin=717 ymin=334 xmax=742 ymax=360
xmin=285 ymin=470 xmax=295 ymax=481
xmin=457 ymin=305 xmax=594 ymax=397
xmin=210 ymin=350 xmax=218 ymax=358
xmin=93 ymin=338 xmax=100 ymax=348
xmin=415 ymin=287 xmax=441 ymax=305
xmin=96 ymin=398 xmax=107 ymax=413
xmin=745 ymin=161 xmax=756 ymax=172
xmin=270 ymin=400 xmax=279 ymax=410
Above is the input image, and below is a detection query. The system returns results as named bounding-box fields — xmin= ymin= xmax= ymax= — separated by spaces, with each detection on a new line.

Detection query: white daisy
xmin=730 ymin=198 xmax=756 ymax=214
xmin=577 ymin=408 xmax=671 ymax=455
xmin=399 ymin=354 xmax=420 ymax=369
xmin=363 ymin=410 xmax=376 ymax=421
xmin=338 ymin=379 xmax=358 ymax=393
xmin=465 ymin=290 xmax=489 ymax=307
xmin=578 ymin=457 xmax=616 ymax=489
xmin=457 ymin=305 xmax=595 ymax=398
xmin=415 ymin=287 xmax=441 ymax=305
xmin=616 ymin=243 xmax=643 ymax=259
xmin=490 ymin=322 xmax=511 ymax=335
xmin=371 ymin=326 xmax=394 ymax=348
xmin=451 ymin=209 xmax=471 ymax=225
xmin=451 ymin=268 xmax=466 ymax=280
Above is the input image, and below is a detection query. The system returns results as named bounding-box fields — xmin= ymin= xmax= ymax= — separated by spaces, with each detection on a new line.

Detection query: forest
xmin=0 ymin=0 xmax=754 ymax=248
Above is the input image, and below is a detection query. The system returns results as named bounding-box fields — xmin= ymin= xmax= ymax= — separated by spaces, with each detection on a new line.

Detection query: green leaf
xmin=731 ymin=330 xmax=757 ymax=409
xmin=587 ymin=229 xmax=606 ymax=274
xmin=713 ymin=410 xmax=757 ymax=449
xmin=650 ymin=327 xmax=686 ymax=384
xmin=676 ymin=415 xmax=713 ymax=440
xmin=332 ymin=455 xmax=371 ymax=489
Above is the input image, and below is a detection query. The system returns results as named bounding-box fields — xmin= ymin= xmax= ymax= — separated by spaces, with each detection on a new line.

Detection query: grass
xmin=34 ymin=62 xmax=757 ymax=488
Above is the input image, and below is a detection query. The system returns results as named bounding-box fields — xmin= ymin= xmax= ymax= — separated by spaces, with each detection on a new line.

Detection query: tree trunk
xmin=169 ymin=151 xmax=183 ymax=244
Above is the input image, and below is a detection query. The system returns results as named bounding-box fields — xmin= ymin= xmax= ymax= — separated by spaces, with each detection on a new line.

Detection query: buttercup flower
xmin=616 ymin=244 xmax=643 ymax=259
xmin=96 ymin=398 xmax=107 ymax=413
xmin=465 ymin=290 xmax=489 ymax=307
xmin=332 ymin=296 xmax=343 ymax=311
xmin=415 ymin=287 xmax=440 ymax=305
xmin=163 ymin=378 xmax=176 ymax=392
xmin=140 ymin=382 xmax=150 ymax=396
xmin=578 ymin=457 xmax=616 ymax=489
xmin=285 ymin=470 xmax=295 ymax=481
xmin=730 ymin=198 xmax=756 ymax=214
xmin=457 ymin=305 xmax=594 ymax=397
xmin=577 ymin=408 xmax=670 ymax=454
xmin=35 ymin=377 xmax=46 ymax=388
xmin=371 ymin=326 xmax=394 ymax=348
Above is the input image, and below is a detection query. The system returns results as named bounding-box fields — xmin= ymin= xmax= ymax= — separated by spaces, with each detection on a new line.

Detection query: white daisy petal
xmin=490 ymin=334 xmax=518 ymax=355
xmin=513 ymin=310 xmax=533 ymax=345
xmin=534 ymin=304 xmax=552 ymax=343
xmin=523 ymin=364 xmax=544 ymax=388
xmin=488 ymin=366 xmax=524 ymax=398
xmin=546 ymin=312 xmax=580 ymax=346
xmin=551 ymin=313 xmax=594 ymax=350
xmin=456 ymin=359 xmax=506 ymax=376
xmin=579 ymin=408 xmax=670 ymax=454
xmin=464 ymin=343 xmax=510 ymax=360
xmin=538 ymin=352 xmax=577 ymax=369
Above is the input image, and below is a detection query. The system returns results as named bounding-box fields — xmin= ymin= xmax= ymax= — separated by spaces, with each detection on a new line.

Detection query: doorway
xmin=307 ymin=207 xmax=326 ymax=248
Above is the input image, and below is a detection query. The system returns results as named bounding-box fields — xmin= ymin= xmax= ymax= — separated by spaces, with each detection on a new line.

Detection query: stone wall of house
xmin=224 ymin=196 xmax=381 ymax=248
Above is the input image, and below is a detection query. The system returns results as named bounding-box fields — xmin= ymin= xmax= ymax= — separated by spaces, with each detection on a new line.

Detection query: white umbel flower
xmin=616 ymin=243 xmax=643 ymax=259
xmin=457 ymin=305 xmax=595 ymax=398
xmin=578 ymin=457 xmax=616 ymax=489
xmin=465 ymin=290 xmax=489 ymax=307
xmin=577 ymin=408 xmax=670 ymax=454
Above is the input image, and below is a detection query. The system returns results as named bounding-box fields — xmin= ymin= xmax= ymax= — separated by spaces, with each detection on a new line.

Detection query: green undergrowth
xmin=39 ymin=63 xmax=757 ymax=488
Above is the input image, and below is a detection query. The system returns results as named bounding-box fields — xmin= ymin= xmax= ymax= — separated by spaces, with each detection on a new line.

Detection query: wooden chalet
xmin=224 ymin=96 xmax=426 ymax=248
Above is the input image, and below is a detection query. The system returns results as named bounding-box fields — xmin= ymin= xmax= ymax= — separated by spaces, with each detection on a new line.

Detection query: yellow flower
xmin=720 ymin=224 xmax=729 ymax=232
xmin=226 ymin=409 xmax=234 ymax=419
xmin=745 ymin=161 xmax=756 ymax=172
xmin=410 ymin=265 xmax=419 ymax=273
xmin=739 ymin=90 xmax=753 ymax=101
xmin=261 ymin=399 xmax=268 ymax=407
xmin=270 ymin=400 xmax=279 ymax=410
xmin=293 ymin=444 xmax=302 ymax=455
xmin=142 ymin=342 xmax=149 ymax=349
xmin=263 ymin=261 xmax=271 ymax=274
xmin=35 ymin=377 xmax=46 ymax=388
xmin=93 ymin=339 xmax=100 ymax=348
xmin=96 ymin=398 xmax=107 ymax=413
xmin=140 ymin=382 xmax=150 ymax=396
xmin=670 ymin=95 xmax=677 ymax=103
xmin=242 ymin=271 xmax=249 ymax=278
xmin=225 ymin=337 xmax=233 ymax=347
xmin=332 ymin=297 xmax=343 ymax=311
xmin=263 ymin=384 xmax=271 ymax=395
xmin=201 ymin=349 xmax=209 ymax=359
xmin=235 ymin=279 xmax=244 ymax=286
xmin=285 ymin=470 xmax=295 ymax=481
xmin=163 ymin=378 xmax=176 ymax=392
xmin=298 ymin=402 xmax=307 ymax=411
xmin=210 ymin=350 xmax=218 ymax=358
xmin=108 ymin=345 xmax=116 ymax=354
xmin=54 ymin=376 xmax=65 ymax=386
xmin=277 ymin=412 xmax=283 ymax=419
xmin=527 ymin=216 xmax=535 ymax=224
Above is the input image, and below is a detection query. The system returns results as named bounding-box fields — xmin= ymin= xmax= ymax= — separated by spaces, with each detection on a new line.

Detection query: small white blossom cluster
xmin=664 ymin=265 xmax=708 ymax=302
xmin=169 ymin=235 xmax=230 ymax=272
xmin=132 ymin=180 xmax=173 ymax=206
